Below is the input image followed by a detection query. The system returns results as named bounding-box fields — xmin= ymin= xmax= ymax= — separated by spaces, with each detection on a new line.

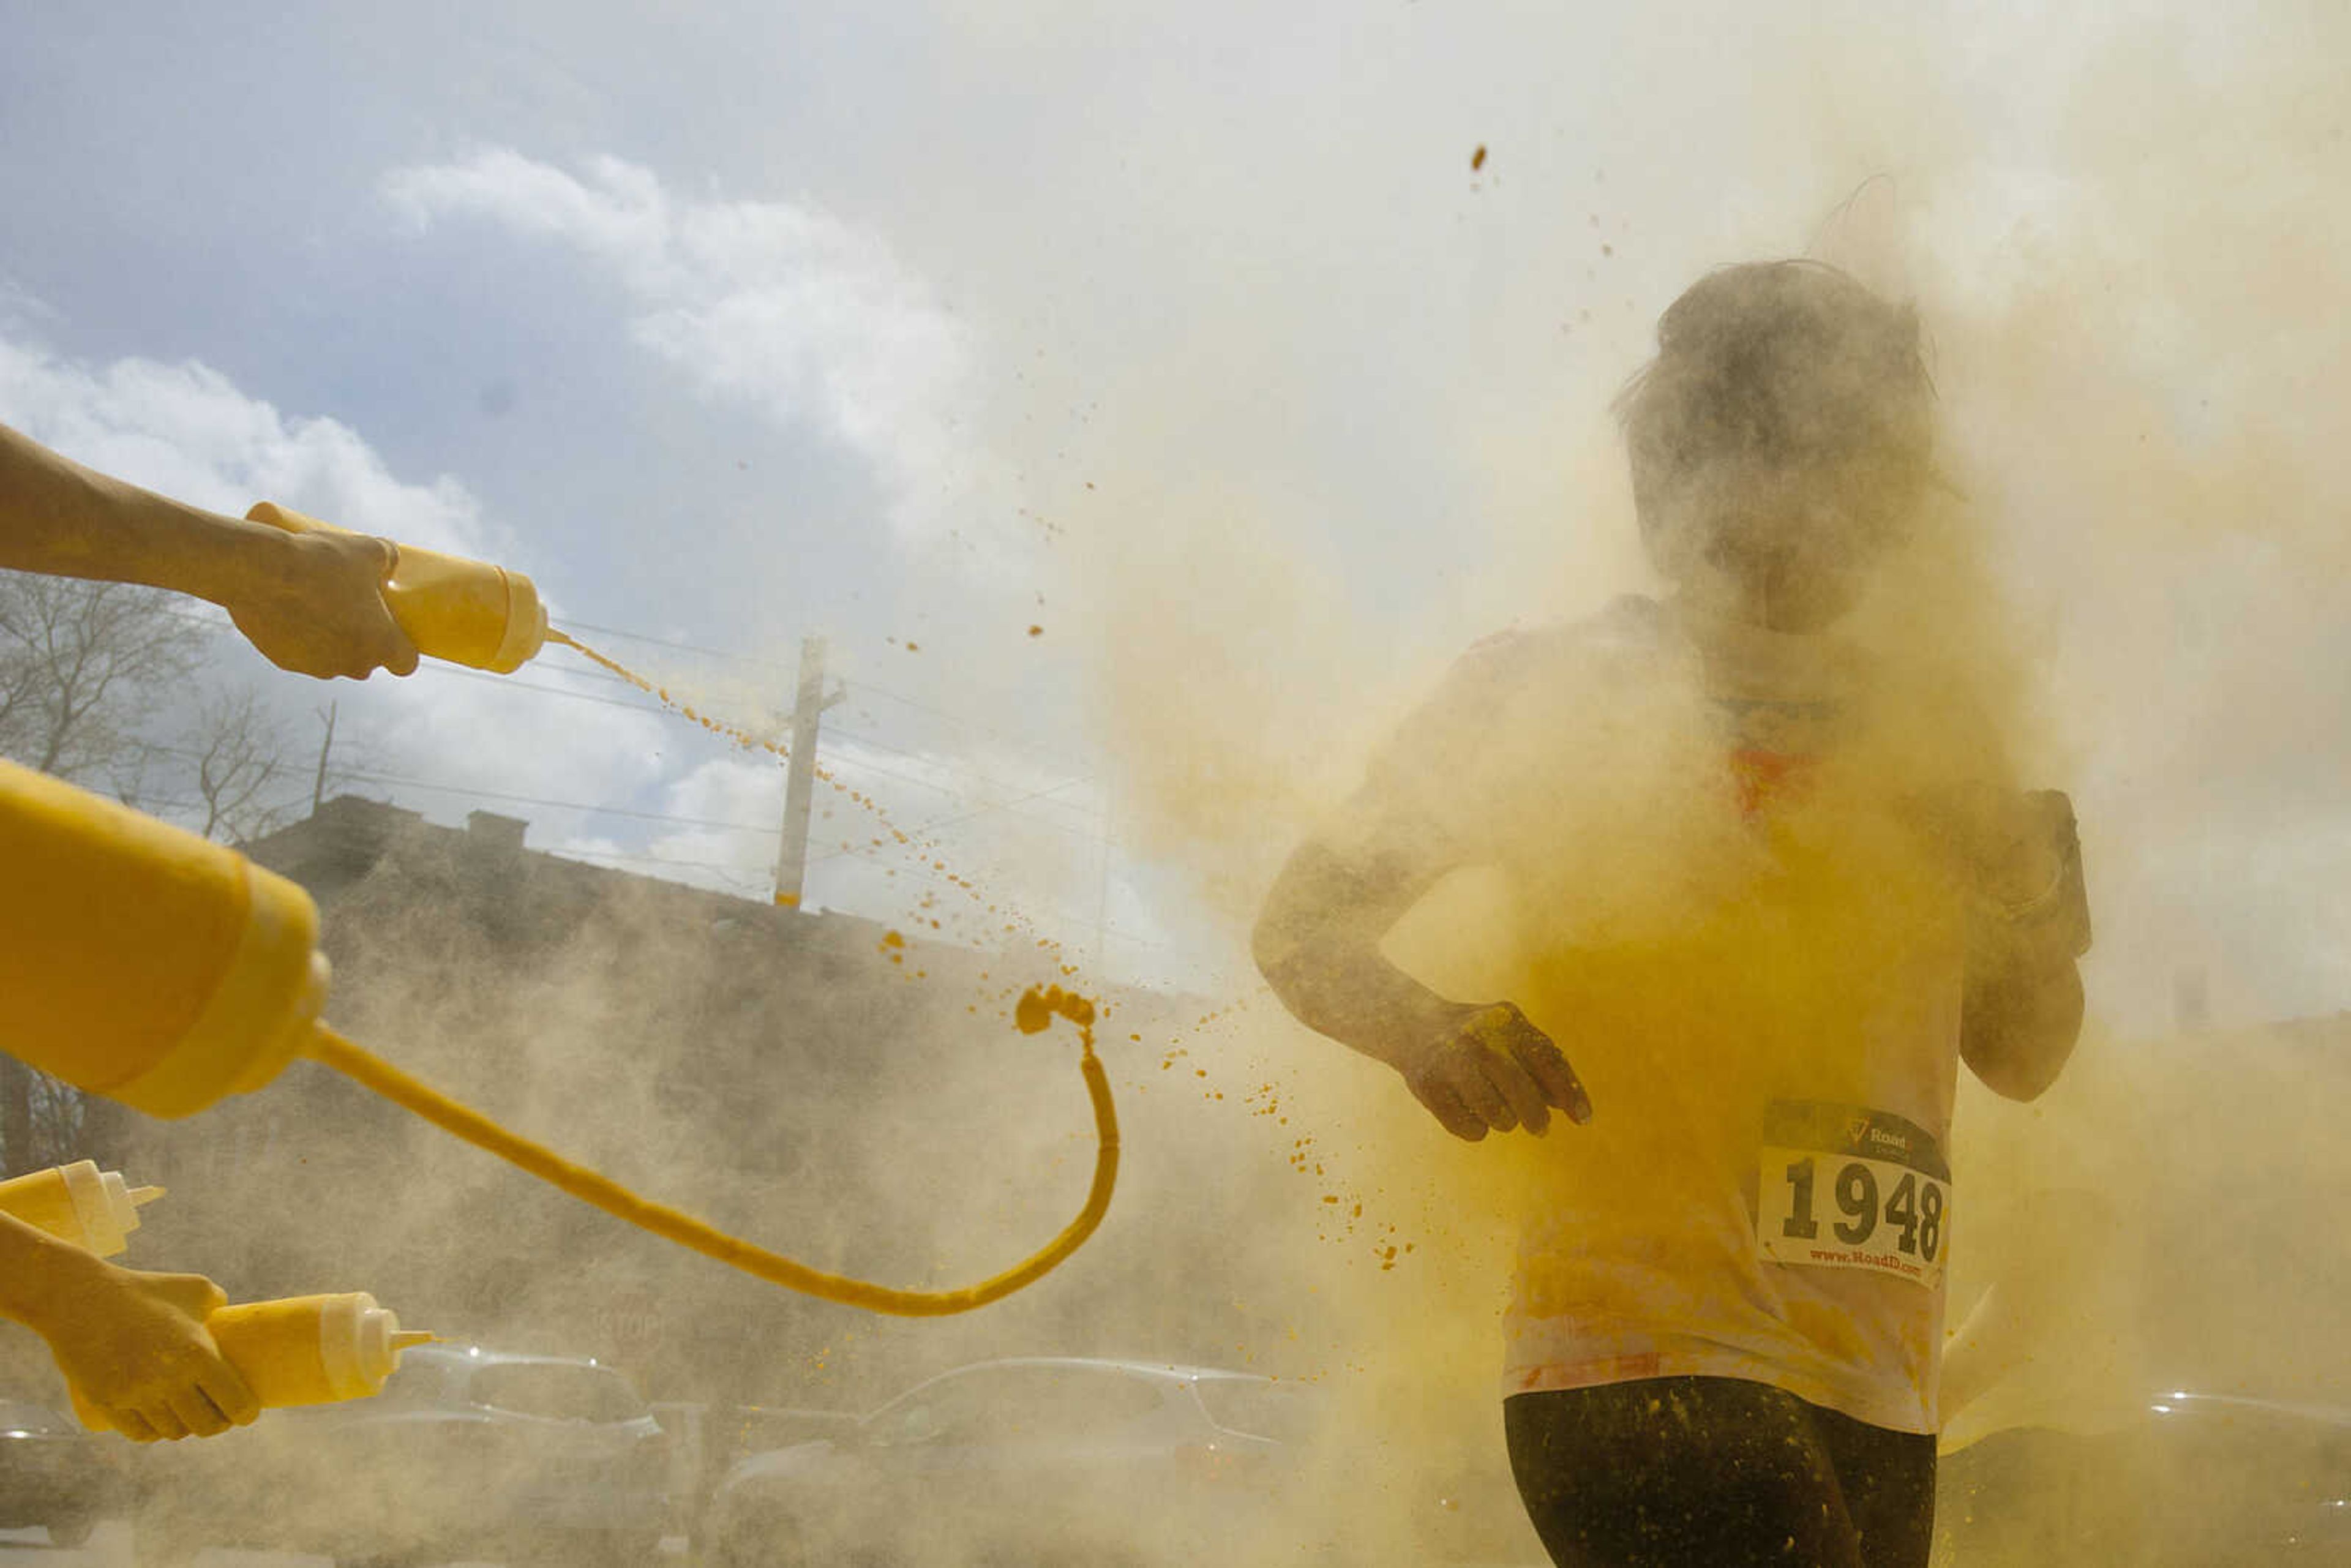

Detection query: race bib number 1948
xmin=1757 ymin=1101 xmax=1950 ymax=1289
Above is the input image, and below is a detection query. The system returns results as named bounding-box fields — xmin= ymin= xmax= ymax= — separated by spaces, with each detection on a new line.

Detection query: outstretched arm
xmin=0 ymin=420 xmax=417 ymax=679
xmin=1254 ymin=816 xmax=1591 ymax=1140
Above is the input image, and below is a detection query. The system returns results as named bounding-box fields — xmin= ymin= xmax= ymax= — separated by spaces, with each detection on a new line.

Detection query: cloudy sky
xmin=5 ymin=2 xmax=2347 ymax=1030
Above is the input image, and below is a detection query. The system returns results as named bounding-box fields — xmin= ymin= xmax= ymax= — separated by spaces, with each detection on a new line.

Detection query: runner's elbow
xmin=1963 ymin=1043 xmax=2071 ymax=1101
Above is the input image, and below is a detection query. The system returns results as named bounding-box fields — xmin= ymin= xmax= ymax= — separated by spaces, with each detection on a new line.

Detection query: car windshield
xmin=1191 ymin=1378 xmax=1321 ymax=1444
xmin=370 ymin=1358 xmax=454 ymax=1406
xmin=464 ymin=1363 xmax=647 ymax=1424
xmin=866 ymin=1365 xmax=1166 ymax=1447
xmin=0 ymin=1400 xmax=70 ymax=1435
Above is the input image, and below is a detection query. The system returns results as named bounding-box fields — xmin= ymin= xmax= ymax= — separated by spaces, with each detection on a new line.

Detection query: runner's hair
xmin=1616 ymin=260 xmax=1937 ymax=574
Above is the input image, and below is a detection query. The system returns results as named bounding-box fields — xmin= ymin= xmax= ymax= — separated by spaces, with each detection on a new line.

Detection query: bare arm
xmin=1254 ymin=817 xmax=1591 ymax=1139
xmin=0 ymin=420 xmax=417 ymax=679
xmin=1959 ymin=791 xmax=2091 ymax=1101
xmin=0 ymin=1210 xmax=258 ymax=1441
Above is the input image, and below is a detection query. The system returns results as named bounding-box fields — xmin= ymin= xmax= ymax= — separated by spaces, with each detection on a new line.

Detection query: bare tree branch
xmin=189 ymin=686 xmax=294 ymax=844
xmin=0 ymin=571 xmax=203 ymax=786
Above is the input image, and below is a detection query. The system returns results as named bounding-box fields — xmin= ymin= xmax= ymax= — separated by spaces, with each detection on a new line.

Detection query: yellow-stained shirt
xmin=1351 ymin=595 xmax=2000 ymax=1434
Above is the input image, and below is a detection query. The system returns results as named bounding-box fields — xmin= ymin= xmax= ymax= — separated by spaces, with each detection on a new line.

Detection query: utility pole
xmin=773 ymin=636 xmax=844 ymax=909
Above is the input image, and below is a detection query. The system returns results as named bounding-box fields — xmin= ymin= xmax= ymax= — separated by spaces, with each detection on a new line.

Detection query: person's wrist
xmin=7 ymin=1233 xmax=116 ymax=1332
xmin=217 ymin=513 xmax=309 ymax=612
xmin=1379 ymin=996 xmax=1482 ymax=1074
xmin=150 ymin=498 xmax=291 ymax=615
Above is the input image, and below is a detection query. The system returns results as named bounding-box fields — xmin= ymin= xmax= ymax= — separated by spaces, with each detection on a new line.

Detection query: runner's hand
xmin=1917 ymin=786 xmax=2076 ymax=905
xmin=42 ymin=1266 xmax=260 ymax=1441
xmin=1399 ymin=1001 xmax=1591 ymax=1140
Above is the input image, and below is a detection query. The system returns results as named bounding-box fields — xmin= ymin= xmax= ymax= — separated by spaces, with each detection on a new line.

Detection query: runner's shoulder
xmin=1447 ymin=596 xmax=1675 ymax=698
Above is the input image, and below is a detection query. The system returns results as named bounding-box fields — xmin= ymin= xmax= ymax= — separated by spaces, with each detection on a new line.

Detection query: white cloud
xmin=383 ymin=149 xmax=989 ymax=547
xmin=0 ymin=334 xmax=496 ymax=558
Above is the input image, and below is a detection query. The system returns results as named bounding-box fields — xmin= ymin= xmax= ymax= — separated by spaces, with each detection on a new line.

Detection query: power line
xmin=139 ymin=608 xmax=1131 ymax=899
xmin=807 ymin=775 xmax=1093 ymax=864
xmin=415 ymin=662 xmax=672 ymax=716
xmin=129 ymin=741 xmax=773 ymax=836
xmin=331 ymin=767 xmax=782 ymax=834
xmin=171 ymin=604 xmax=1092 ymax=792
xmin=554 ymin=618 xmax=792 ymax=670
xmin=555 ymin=844 xmax=767 ymax=872
xmin=154 ymin=607 xmax=668 ymax=712
xmin=842 ymin=677 xmax=1099 ymax=773
xmin=142 ymin=703 xmax=1100 ymax=850
xmin=819 ymin=749 xmax=981 ymax=800
xmin=826 ymin=722 xmax=1098 ymax=814
xmin=816 ymin=756 xmax=1104 ymax=845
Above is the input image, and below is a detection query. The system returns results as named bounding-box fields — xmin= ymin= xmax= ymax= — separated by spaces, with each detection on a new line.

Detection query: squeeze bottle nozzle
xmin=0 ymin=757 xmax=330 ymax=1119
xmin=0 ymin=1161 xmax=163 ymax=1257
xmin=72 ymin=1292 xmax=427 ymax=1432
xmin=247 ymin=501 xmax=549 ymax=673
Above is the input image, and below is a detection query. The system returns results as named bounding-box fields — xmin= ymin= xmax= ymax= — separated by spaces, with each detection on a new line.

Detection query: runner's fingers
xmin=1510 ymin=1033 xmax=1594 ymax=1123
xmin=1415 ymin=1078 xmax=1488 ymax=1142
xmin=1484 ymin=1052 xmax=1552 ymax=1135
xmin=1468 ymin=1003 xmax=1588 ymax=1125
xmin=1442 ymin=1051 xmax=1516 ymax=1131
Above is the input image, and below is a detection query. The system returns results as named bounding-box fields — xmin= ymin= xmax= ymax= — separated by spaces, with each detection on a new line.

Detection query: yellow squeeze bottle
xmin=0 ymin=1162 xmax=165 ymax=1257
xmin=72 ymin=1292 xmax=434 ymax=1431
xmin=209 ymin=1292 xmax=434 ymax=1407
xmin=0 ymin=757 xmax=328 ymax=1119
xmin=246 ymin=501 xmax=548 ymax=673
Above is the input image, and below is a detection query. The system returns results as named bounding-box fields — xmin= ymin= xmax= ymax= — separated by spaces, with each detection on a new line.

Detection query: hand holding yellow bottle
xmin=246 ymin=502 xmax=548 ymax=673
xmin=69 ymin=1291 xmax=432 ymax=1435
xmin=0 ymin=1211 xmax=258 ymax=1442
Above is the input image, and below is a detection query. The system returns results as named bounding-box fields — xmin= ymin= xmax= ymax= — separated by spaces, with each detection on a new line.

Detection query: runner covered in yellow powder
xmin=1256 ymin=262 xmax=2091 ymax=1568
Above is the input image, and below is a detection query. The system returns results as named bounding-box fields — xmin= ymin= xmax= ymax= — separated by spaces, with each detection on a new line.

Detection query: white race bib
xmin=1757 ymin=1100 xmax=1949 ymax=1289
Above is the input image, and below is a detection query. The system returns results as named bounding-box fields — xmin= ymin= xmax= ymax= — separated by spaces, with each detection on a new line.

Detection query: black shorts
xmin=1504 ymin=1377 xmax=1935 ymax=1568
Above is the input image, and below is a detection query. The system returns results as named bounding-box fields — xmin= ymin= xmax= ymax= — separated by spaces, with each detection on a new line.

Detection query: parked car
xmin=1933 ymin=1389 xmax=2351 ymax=1565
xmin=129 ymin=1344 xmax=669 ymax=1568
xmin=669 ymin=1401 xmax=865 ymax=1551
xmin=0 ymin=1397 xmax=121 ymax=1548
xmin=706 ymin=1357 xmax=1331 ymax=1568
